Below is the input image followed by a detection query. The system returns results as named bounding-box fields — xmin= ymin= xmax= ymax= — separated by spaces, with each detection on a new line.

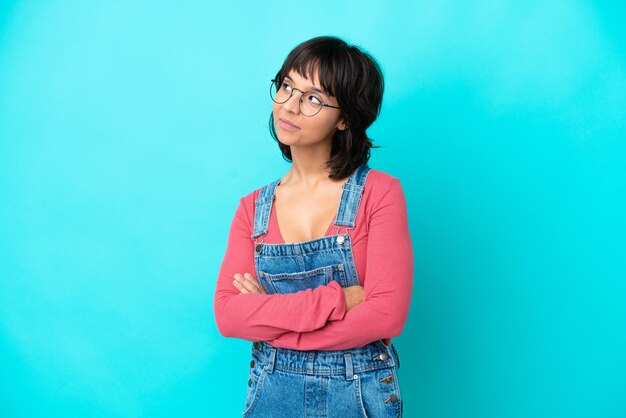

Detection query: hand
xmin=233 ymin=273 xmax=267 ymax=294
xmin=342 ymin=285 xmax=365 ymax=311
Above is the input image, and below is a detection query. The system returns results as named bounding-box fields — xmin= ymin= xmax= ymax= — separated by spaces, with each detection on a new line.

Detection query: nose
xmin=281 ymin=89 xmax=303 ymax=114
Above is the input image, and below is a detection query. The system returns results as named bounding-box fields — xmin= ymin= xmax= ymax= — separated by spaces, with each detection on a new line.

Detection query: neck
xmin=281 ymin=143 xmax=334 ymax=188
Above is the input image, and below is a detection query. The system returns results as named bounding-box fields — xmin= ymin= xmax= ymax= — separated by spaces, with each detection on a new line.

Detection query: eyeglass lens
xmin=270 ymin=80 xmax=323 ymax=116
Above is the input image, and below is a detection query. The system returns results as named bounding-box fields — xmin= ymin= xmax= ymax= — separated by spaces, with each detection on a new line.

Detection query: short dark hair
xmin=269 ymin=36 xmax=384 ymax=180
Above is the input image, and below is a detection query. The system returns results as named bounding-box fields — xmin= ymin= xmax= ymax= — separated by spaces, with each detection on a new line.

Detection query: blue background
xmin=1 ymin=1 xmax=625 ymax=417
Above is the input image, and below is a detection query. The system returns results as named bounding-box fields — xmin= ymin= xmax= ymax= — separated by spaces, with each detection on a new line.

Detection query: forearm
xmin=265 ymin=283 xmax=413 ymax=350
xmin=214 ymin=280 xmax=347 ymax=341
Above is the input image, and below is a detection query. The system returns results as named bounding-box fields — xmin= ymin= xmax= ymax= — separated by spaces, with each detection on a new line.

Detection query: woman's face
xmin=272 ymin=69 xmax=345 ymax=149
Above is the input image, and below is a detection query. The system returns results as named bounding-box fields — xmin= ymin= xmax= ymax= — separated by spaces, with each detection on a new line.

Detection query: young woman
xmin=214 ymin=36 xmax=414 ymax=417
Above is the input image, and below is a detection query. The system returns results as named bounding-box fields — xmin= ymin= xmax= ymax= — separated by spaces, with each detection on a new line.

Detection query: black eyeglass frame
xmin=270 ymin=78 xmax=341 ymax=117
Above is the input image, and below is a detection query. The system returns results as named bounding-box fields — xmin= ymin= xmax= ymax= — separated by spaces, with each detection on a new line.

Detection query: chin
xmin=277 ymin=128 xmax=300 ymax=140
xmin=277 ymin=137 xmax=298 ymax=147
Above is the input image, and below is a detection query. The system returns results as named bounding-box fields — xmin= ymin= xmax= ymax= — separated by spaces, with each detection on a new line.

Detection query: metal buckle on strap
xmin=334 ymin=224 xmax=355 ymax=238
xmin=254 ymin=236 xmax=264 ymax=254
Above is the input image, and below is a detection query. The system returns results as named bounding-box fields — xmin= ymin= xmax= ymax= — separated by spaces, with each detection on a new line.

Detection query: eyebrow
xmin=283 ymin=76 xmax=328 ymax=96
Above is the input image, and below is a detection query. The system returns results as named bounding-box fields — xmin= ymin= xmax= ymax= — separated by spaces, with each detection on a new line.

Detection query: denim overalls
xmin=242 ymin=163 xmax=403 ymax=418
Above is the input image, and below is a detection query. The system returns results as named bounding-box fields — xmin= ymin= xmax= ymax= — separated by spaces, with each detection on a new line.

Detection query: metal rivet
xmin=385 ymin=394 xmax=399 ymax=403
xmin=250 ymin=360 xmax=255 ymax=368
xmin=255 ymin=243 xmax=262 ymax=253
xmin=373 ymin=352 xmax=389 ymax=361
xmin=353 ymin=374 xmax=358 ymax=380
xmin=337 ymin=235 xmax=345 ymax=245
xmin=380 ymin=375 xmax=393 ymax=384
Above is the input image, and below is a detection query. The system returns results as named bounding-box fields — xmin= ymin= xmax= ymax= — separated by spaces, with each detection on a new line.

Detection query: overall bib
xmin=242 ymin=163 xmax=403 ymax=418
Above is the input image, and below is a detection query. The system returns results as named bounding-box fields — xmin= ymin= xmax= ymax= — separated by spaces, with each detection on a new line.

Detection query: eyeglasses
xmin=270 ymin=79 xmax=340 ymax=117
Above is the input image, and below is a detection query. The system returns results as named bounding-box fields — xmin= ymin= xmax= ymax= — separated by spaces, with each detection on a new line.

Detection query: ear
xmin=336 ymin=118 xmax=347 ymax=131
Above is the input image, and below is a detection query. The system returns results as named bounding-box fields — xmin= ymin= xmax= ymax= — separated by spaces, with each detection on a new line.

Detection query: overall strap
xmin=251 ymin=163 xmax=372 ymax=238
xmin=334 ymin=163 xmax=372 ymax=228
xmin=251 ymin=178 xmax=280 ymax=239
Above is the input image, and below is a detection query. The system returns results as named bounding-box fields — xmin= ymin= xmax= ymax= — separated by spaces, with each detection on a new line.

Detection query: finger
xmin=232 ymin=278 xmax=249 ymax=294
xmin=242 ymin=272 xmax=257 ymax=283
xmin=234 ymin=273 xmax=265 ymax=294
xmin=235 ymin=274 xmax=259 ymax=294
xmin=244 ymin=273 xmax=266 ymax=294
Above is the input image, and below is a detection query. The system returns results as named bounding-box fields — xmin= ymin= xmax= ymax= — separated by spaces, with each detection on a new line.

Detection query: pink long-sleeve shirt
xmin=214 ymin=169 xmax=414 ymax=350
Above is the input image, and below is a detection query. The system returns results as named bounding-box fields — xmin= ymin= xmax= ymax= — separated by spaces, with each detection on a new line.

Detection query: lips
xmin=279 ymin=118 xmax=300 ymax=129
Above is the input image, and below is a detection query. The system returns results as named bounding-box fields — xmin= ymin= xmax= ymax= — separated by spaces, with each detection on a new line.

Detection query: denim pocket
xmin=354 ymin=366 xmax=402 ymax=418
xmin=259 ymin=263 xmax=347 ymax=294
xmin=242 ymin=359 xmax=266 ymax=417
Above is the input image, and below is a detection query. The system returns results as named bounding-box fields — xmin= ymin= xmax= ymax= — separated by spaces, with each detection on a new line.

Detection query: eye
xmin=307 ymin=95 xmax=322 ymax=105
xmin=280 ymin=81 xmax=292 ymax=91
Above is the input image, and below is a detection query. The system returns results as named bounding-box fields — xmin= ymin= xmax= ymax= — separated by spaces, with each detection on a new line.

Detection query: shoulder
xmin=362 ymin=168 xmax=407 ymax=213
xmin=240 ymin=174 xmax=280 ymax=204
xmin=364 ymin=168 xmax=399 ymax=187
xmin=236 ymin=187 xmax=261 ymax=221
xmin=364 ymin=168 xmax=403 ymax=197
xmin=240 ymin=186 xmax=262 ymax=206
xmin=235 ymin=180 xmax=273 ymax=224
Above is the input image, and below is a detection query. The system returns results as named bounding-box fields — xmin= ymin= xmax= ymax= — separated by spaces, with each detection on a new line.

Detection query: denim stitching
xmin=259 ymin=264 xmax=343 ymax=280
